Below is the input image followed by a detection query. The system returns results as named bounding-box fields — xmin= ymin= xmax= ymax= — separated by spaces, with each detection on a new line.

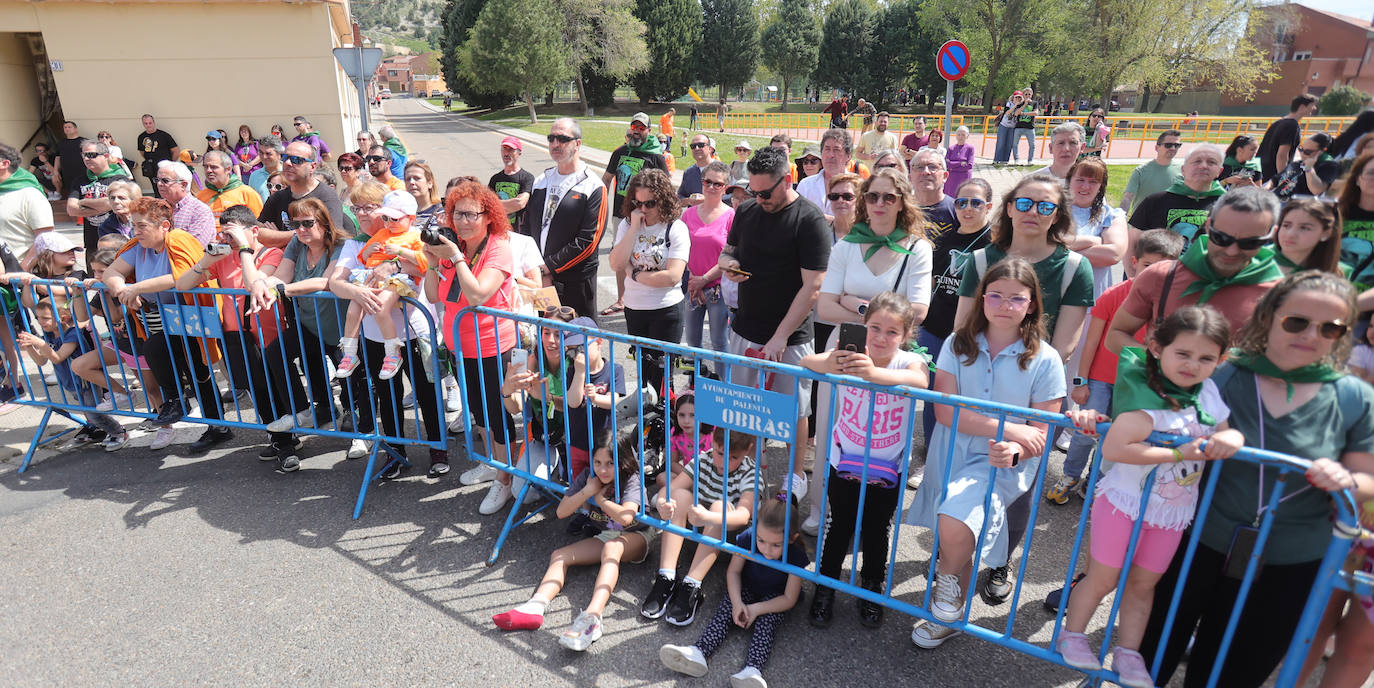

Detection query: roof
xmin=1299 ymin=4 xmax=1374 ymax=32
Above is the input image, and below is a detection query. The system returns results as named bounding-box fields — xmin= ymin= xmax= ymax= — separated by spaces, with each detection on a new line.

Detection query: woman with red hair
xmin=422 ymin=179 xmax=520 ymax=513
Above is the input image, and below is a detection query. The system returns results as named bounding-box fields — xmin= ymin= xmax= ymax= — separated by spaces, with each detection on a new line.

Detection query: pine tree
xmin=761 ymin=0 xmax=821 ymax=111
xmin=629 ymin=0 xmax=703 ymax=103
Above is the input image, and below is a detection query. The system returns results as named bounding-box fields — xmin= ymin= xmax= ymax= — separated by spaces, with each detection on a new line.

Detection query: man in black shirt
xmin=135 ymin=114 xmax=179 ymax=198
xmin=488 ymin=136 xmax=534 ymax=230
xmin=53 ymin=120 xmax=86 ymax=198
xmin=257 ymin=140 xmax=352 ymax=248
xmin=1127 ymin=145 xmax=1226 ymax=252
xmin=601 ymin=112 xmax=668 ymax=314
xmin=1256 ymin=94 xmax=1317 ymax=183
xmin=65 ymin=140 xmax=130 ymax=255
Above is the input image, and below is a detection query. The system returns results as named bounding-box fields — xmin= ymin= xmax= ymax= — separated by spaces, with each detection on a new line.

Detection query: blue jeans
xmin=1010 ymin=128 xmax=1035 ymax=162
xmin=916 ymin=327 xmax=947 ymax=450
xmin=994 ymin=126 xmax=1014 ymax=163
xmin=1063 ymin=379 xmax=1113 ymax=480
xmin=684 ymin=293 xmax=730 ymax=353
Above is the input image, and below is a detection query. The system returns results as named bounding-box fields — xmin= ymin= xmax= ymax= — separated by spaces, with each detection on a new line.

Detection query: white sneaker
xmin=907 ymin=473 xmax=922 ymax=490
xmin=801 ymin=511 xmax=821 ymax=537
xmin=401 ymin=391 xmax=415 ymax=409
xmin=787 ymin=472 xmax=808 ymax=502
xmin=1055 ymin=431 xmax=1072 ymax=452
xmin=730 ymin=666 xmax=767 ymax=688
xmin=149 ymin=426 xmax=176 ymax=450
xmin=265 ymin=408 xmax=314 ymax=434
xmin=101 ymin=432 xmax=129 ymax=452
xmin=445 ymin=385 xmax=463 ymax=413
xmin=931 ymin=572 xmax=965 ymax=623
xmin=558 ymin=611 xmax=602 ymax=651
xmin=346 ymin=439 xmax=371 ymax=460
xmin=660 ymin=644 xmax=708 ymax=677
xmin=96 ymin=392 xmax=133 ymax=412
xmin=460 ymin=463 xmax=499 ymax=486
xmin=478 ymin=481 xmax=513 ymax=515
xmin=911 ymin=620 xmax=962 ymax=649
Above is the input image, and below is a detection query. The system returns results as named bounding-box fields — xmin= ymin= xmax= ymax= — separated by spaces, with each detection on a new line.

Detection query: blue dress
xmin=905 ymin=333 xmax=1065 ymax=567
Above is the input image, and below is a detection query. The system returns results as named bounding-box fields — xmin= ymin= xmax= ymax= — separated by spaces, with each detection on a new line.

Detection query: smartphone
xmin=838 ymin=322 xmax=867 ymax=353
xmin=723 ymin=265 xmax=752 ymax=278
xmin=510 ymin=348 xmax=528 ymax=374
xmin=205 ymin=243 xmax=232 ymax=257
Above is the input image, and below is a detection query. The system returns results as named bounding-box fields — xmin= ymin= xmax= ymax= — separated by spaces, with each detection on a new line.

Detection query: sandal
xmin=599 ymin=301 xmax=624 ymax=316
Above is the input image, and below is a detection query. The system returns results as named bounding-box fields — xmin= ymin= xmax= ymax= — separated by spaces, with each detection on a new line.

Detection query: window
xmin=1292 ymin=51 xmax=1312 ymax=61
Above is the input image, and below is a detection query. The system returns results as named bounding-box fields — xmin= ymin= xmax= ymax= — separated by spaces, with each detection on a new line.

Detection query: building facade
xmin=1223 ymin=3 xmax=1374 ymax=116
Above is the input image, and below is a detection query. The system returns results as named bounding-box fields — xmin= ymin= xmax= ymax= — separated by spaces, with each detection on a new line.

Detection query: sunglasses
xmin=864 ymin=191 xmax=899 ymax=205
xmin=365 ymin=155 xmax=387 ymax=163
xmin=702 ymin=179 xmax=727 ymax=190
xmin=1279 ymin=315 xmax=1348 ymax=340
xmin=288 ymin=219 xmax=318 ymax=229
xmin=338 ymin=166 xmax=358 ymax=172
xmin=954 ymin=197 xmax=987 ymax=210
xmin=82 ymin=152 xmax=104 ymax=159
xmin=282 ymin=154 xmax=313 ymax=166
xmin=98 ymin=134 xmax=113 ymax=140
xmin=1013 ymin=197 xmax=1058 ymax=216
xmin=1160 ymin=142 xmax=1183 ymax=150
xmin=543 ymin=305 xmax=576 ymax=319
xmin=827 ymin=192 xmax=856 ymax=202
xmin=547 ymin=134 xmax=578 ymax=144
xmin=1298 ymin=147 xmax=1319 ymax=156
xmin=630 ymin=199 xmax=659 ymax=210
xmin=747 ymin=174 xmax=786 ymax=200
xmin=1208 ymin=226 xmax=1272 ymax=250
xmin=983 ymin=292 xmax=1032 ymax=310
xmin=689 ymin=142 xmax=709 ymax=150
xmin=268 ymin=183 xmax=286 ymax=192
xmin=800 ymin=158 xmax=821 ymax=165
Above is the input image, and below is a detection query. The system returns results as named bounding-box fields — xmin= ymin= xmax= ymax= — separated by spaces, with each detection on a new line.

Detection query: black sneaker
xmin=258 ymin=437 xmax=304 ymax=461
xmin=978 ymin=565 xmax=1013 ymax=606
xmin=379 ymin=461 xmax=404 ymax=480
xmin=186 ymin=428 xmax=233 ymax=455
xmin=278 ymin=454 xmax=301 ymax=472
xmin=640 ymin=573 xmax=677 ymax=620
xmin=154 ymin=400 xmax=184 ymax=427
xmin=808 ymin=586 xmax=835 ymax=628
xmin=664 ymin=580 xmax=703 ymax=626
xmin=1042 ymin=572 xmax=1087 ymax=612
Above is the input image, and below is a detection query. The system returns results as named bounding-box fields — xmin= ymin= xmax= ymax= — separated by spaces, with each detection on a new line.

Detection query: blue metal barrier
xmin=454 ymin=304 xmax=1362 ymax=688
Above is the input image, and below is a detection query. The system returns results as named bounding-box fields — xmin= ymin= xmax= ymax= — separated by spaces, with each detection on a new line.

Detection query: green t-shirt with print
xmin=1338 ymin=205 xmax=1374 ymax=290
xmin=957 ymin=244 xmax=1096 ymax=338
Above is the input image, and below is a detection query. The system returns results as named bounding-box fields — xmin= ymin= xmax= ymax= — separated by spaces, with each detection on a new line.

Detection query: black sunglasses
xmin=268 ymin=183 xmax=286 ymax=192
xmin=689 ymin=142 xmax=709 ymax=150
xmin=288 ymin=219 xmax=318 ymax=229
xmin=1160 ymin=142 xmax=1183 ymax=150
xmin=1280 ymin=315 xmax=1348 ymax=340
xmin=747 ymin=174 xmax=786 ymax=200
xmin=82 ymin=152 xmax=104 ymax=159
xmin=282 ymin=154 xmax=312 ymax=166
xmin=1208 ymin=226 xmax=1272 ymax=250
xmin=365 ymin=155 xmax=387 ymax=163
xmin=547 ymin=134 xmax=579 ymax=144
xmin=630 ymin=199 xmax=659 ymax=210
xmin=338 ymin=165 xmax=358 ymax=172
xmin=954 ymin=197 xmax=987 ymax=210
xmin=827 ymin=192 xmax=856 ymax=202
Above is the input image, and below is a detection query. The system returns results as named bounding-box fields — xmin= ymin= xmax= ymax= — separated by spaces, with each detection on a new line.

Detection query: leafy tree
xmin=582 ymin=66 xmax=621 ymax=109
xmin=1134 ymin=0 xmax=1279 ymax=112
xmin=921 ymin=0 xmax=1066 ymax=113
xmin=867 ymin=0 xmax=941 ymax=110
xmin=630 ymin=0 xmax=704 ymax=103
xmin=1321 ymin=85 xmax=1372 ymax=117
xmin=556 ymin=0 xmax=649 ymax=115
xmin=440 ymin=0 xmax=517 ymax=109
xmin=813 ymin=0 xmax=877 ymax=98
xmin=461 ymin=0 xmax=570 ymax=122
xmin=760 ymin=0 xmax=821 ymax=111
xmin=697 ymin=0 xmax=761 ymax=98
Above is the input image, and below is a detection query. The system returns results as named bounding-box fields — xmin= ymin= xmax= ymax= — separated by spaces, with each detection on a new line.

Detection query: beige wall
xmin=0 ymin=31 xmax=41 ymax=150
xmin=0 ymin=0 xmax=361 ymax=178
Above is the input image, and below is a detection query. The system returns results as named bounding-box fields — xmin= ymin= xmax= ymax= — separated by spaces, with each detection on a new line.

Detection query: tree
xmin=461 ymin=0 xmax=571 ymax=122
xmin=921 ymin=0 xmax=1067 ymax=113
xmin=555 ymin=0 xmax=649 ymax=115
xmin=1321 ymin=85 xmax=1372 ymax=117
xmin=760 ymin=0 xmax=821 ymax=111
xmin=630 ymin=0 xmax=702 ymax=102
xmin=439 ymin=0 xmax=517 ymax=109
xmin=1134 ymin=0 xmax=1280 ymax=112
xmin=867 ymin=0 xmax=941 ymax=111
xmin=813 ymin=0 xmax=877 ymax=98
xmin=697 ymin=0 xmax=761 ymax=99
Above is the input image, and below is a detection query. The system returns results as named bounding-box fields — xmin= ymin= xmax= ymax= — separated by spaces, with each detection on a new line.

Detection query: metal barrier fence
xmin=6 ymin=279 xmax=448 ymax=518
xmin=454 ymin=305 xmax=1364 ymax=688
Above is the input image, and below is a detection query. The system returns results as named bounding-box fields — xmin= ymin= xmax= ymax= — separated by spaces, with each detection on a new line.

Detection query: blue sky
xmin=1298 ymin=0 xmax=1372 ymax=20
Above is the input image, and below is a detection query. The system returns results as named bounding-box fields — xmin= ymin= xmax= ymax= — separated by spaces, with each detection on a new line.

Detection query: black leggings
xmin=623 ymin=302 xmax=683 ymax=395
xmin=264 ymin=324 xmax=340 ymax=427
xmin=144 ymin=331 xmax=222 ymax=421
xmin=818 ymin=466 xmax=901 ymax=585
xmin=220 ymin=329 xmax=288 ymax=443
xmin=1139 ymin=540 xmax=1323 ymax=687
xmin=808 ymin=322 xmax=835 ymax=439
xmin=353 ymin=337 xmax=443 ymax=451
xmin=462 ymin=352 xmax=516 ymax=441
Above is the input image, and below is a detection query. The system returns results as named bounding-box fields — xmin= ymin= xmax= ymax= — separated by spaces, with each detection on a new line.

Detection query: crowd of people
xmin=0 ymin=97 xmax=1372 ymax=688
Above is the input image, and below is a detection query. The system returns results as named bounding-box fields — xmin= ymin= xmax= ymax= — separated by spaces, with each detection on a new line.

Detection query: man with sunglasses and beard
xmin=602 ymin=113 xmax=668 ymax=316
xmin=1106 ymin=185 xmax=1284 ymax=352
xmin=717 ymin=146 xmax=830 ymax=501
xmin=257 ymin=141 xmax=353 ymax=248
xmin=525 ymin=118 xmax=606 ymax=320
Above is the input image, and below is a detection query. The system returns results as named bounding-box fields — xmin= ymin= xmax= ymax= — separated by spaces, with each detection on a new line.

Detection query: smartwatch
xmin=857 ymin=302 xmax=868 ymax=316
xmin=1071 ymin=376 xmax=1087 ymax=387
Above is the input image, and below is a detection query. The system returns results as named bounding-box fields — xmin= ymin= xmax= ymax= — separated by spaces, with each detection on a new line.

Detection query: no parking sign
xmin=937 ymin=40 xmax=970 ymax=81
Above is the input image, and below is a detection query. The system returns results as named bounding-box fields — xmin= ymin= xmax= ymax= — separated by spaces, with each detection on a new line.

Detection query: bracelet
xmin=1171 ymin=447 xmax=1183 ymax=463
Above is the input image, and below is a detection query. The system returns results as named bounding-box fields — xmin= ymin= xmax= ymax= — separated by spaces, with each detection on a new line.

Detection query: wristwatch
xmin=1071 ymin=376 xmax=1087 ymax=387
xmin=857 ymin=302 xmax=868 ymax=315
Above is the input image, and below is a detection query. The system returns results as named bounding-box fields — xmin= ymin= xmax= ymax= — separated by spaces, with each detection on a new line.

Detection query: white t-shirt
xmin=827 ymin=349 xmax=924 ymax=469
xmin=615 ymin=218 xmax=689 ymax=311
xmin=336 ymin=238 xmax=437 ymax=343
xmin=820 ymin=237 xmax=933 ymax=308
xmin=1070 ymin=204 xmax=1124 ymax=298
xmin=0 ymin=187 xmax=54 ymax=260
xmin=1351 ymin=344 xmax=1374 ymax=373
xmin=507 ymin=231 xmax=543 ymax=280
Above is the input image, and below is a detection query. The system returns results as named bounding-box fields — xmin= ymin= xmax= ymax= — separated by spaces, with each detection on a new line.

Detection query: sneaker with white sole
xmin=346 ymin=439 xmax=371 ymax=460
xmin=461 ymin=463 xmax=499 ymax=486
xmin=1057 ymin=630 xmax=1101 ymax=671
xmin=96 ymin=392 xmax=133 ymax=412
xmin=558 ymin=611 xmax=602 ymax=651
xmin=659 ymin=643 xmax=708 ymax=677
xmin=445 ymin=385 xmax=463 ymax=413
xmin=931 ymin=572 xmax=965 ymax=623
xmin=149 ymin=426 xmax=176 ymax=450
xmin=787 ymin=472 xmax=808 ymax=502
xmin=265 ymin=408 xmax=314 ymax=434
xmin=911 ymin=620 xmax=962 ymax=649
xmin=801 ymin=511 xmax=821 ymax=537
xmin=278 ymin=454 xmax=302 ymax=473
xmin=1055 ymin=430 xmax=1073 ymax=452
xmin=478 ymin=481 xmax=513 ymax=515
xmin=1110 ymin=646 xmax=1155 ymax=688
xmin=907 ymin=473 xmax=922 ymax=490
xmin=401 ymin=390 xmax=415 ymax=409
xmin=101 ymin=433 xmax=129 ymax=452
xmin=730 ymin=665 xmax=767 ymax=688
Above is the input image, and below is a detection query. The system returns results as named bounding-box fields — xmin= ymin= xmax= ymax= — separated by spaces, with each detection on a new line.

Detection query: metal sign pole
xmin=945 ymin=79 xmax=954 ymax=135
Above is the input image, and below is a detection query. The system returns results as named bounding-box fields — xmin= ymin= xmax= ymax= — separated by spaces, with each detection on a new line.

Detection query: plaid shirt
xmin=173 ymin=194 xmax=215 ymax=246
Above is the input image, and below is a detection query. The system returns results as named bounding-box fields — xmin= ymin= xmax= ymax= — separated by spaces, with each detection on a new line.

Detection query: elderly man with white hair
xmin=196 ymin=150 xmax=263 ymax=218
xmin=155 ymin=160 xmax=215 ymax=246
xmin=1126 ymin=144 xmax=1226 ymax=252
xmin=1033 ymin=121 xmax=1086 ymax=180
xmin=907 ymin=147 xmax=957 ymax=238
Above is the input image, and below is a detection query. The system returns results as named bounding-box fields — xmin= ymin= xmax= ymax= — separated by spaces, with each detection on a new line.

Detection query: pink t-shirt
xmin=441 ymin=233 xmax=516 ymax=359
xmin=206 ymin=246 xmax=284 ymax=342
xmin=682 ymin=205 xmax=734 ymax=286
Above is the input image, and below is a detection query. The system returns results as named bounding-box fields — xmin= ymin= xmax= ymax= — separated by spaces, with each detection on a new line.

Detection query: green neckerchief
xmin=1179 ymin=235 xmax=1283 ymax=305
xmin=1165 ymin=179 xmax=1226 ymax=201
xmin=1223 ymin=156 xmax=1261 ymax=173
xmin=626 ymin=135 xmax=663 ymax=155
xmin=86 ymin=165 xmax=125 ymax=182
xmin=1229 ymin=350 xmax=1343 ymax=402
xmin=383 ymin=137 xmax=408 ymax=157
xmin=204 ymin=174 xmax=244 ymax=198
xmin=0 ymin=167 xmax=44 ymax=194
xmin=843 ymin=221 xmax=916 ymax=261
xmin=544 ymin=370 xmax=565 ymax=420
xmin=1113 ymin=346 xmax=1217 ymax=425
xmin=1275 ymin=251 xmax=1355 ymax=279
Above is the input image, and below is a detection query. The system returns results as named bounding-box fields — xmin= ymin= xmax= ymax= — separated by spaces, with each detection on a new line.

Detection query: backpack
xmin=971 ymin=248 xmax=1084 ymax=301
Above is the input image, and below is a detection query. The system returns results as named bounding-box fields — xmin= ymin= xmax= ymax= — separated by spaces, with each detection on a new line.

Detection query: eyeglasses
xmin=365 ymin=155 xmax=387 ymax=163
xmin=268 ymin=183 xmax=286 ymax=192
xmin=547 ymin=134 xmax=578 ymax=144
xmin=1298 ymin=147 xmax=1319 ymax=156
xmin=983 ymin=292 xmax=1032 ymax=310
xmin=875 ymin=162 xmax=902 ymax=170
xmin=338 ymin=166 xmax=357 ymax=172
xmin=82 ymin=152 xmax=104 ymax=159
xmin=1160 ymin=142 xmax=1183 ymax=150
xmin=690 ymin=142 xmax=709 ymax=150
xmin=827 ymin=192 xmax=856 ymax=202
xmin=747 ymin=174 xmax=786 ymax=200
xmin=282 ymin=154 xmax=312 ymax=166
xmin=1279 ymin=315 xmax=1348 ymax=340
xmin=954 ymin=197 xmax=987 ymax=210
xmin=630 ymin=199 xmax=659 ymax=210
xmin=288 ymin=219 xmax=318 ymax=229
xmin=702 ymin=179 xmax=727 ymax=190
xmin=452 ymin=210 xmax=486 ymax=223
xmin=1208 ymin=226 xmax=1272 ymax=250
xmin=351 ymin=203 xmax=379 ymax=214
xmin=1013 ymin=197 xmax=1058 ymax=216
xmin=864 ymin=191 xmax=899 ymax=205
xmin=155 ymin=177 xmax=181 ymax=185
xmin=910 ymin=163 xmax=942 ymax=173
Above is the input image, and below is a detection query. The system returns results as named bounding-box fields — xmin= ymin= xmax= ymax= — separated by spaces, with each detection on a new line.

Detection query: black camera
xmin=420 ymin=225 xmax=457 ymax=246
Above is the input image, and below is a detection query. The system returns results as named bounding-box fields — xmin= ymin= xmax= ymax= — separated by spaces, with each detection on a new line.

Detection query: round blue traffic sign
xmin=937 ymin=40 xmax=970 ymax=81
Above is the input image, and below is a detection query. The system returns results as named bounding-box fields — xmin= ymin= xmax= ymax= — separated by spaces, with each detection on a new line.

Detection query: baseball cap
xmin=735 ymin=140 xmax=752 ymax=151
xmin=630 ymin=112 xmax=650 ymax=128
xmin=377 ymin=190 xmax=418 ymax=219
xmin=561 ymin=317 xmax=600 ymax=346
xmin=205 ymin=130 xmax=223 ymax=139
xmin=33 ymin=232 xmax=81 ymax=254
xmin=500 ymin=136 xmax=522 ymax=151
xmin=1012 ymin=90 xmax=1023 ymax=97
xmin=725 ymin=176 xmax=751 ymax=193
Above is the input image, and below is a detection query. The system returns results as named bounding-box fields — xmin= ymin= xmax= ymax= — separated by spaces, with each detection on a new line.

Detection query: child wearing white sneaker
xmin=661 ymin=494 xmax=808 ymax=688
xmin=18 ymin=298 xmax=127 ymax=450
xmin=1057 ymin=306 xmax=1241 ymax=688
xmin=492 ymin=427 xmax=653 ymax=652
xmin=640 ymin=428 xmax=759 ymax=627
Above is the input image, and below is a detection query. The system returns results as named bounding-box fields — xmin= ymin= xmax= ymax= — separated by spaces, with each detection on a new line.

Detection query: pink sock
xmin=492 ymin=608 xmax=544 ymax=630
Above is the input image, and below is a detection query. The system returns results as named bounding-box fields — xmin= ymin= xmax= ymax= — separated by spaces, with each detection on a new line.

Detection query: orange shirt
xmin=660 ymin=112 xmax=674 ymax=138
xmin=360 ymin=226 xmax=427 ymax=271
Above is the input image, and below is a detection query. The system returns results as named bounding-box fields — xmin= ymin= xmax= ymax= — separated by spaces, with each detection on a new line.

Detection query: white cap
xmin=33 ymin=232 xmax=81 ymax=254
xmin=377 ymin=190 xmax=418 ymax=219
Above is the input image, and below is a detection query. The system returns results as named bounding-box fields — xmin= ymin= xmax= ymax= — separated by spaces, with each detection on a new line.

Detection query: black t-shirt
xmin=55 ymin=137 xmax=86 ymax=193
xmin=734 ymin=529 xmax=810 ymax=598
xmin=925 ymin=224 xmax=992 ymax=339
xmin=1271 ymin=158 xmax=1341 ymax=201
xmin=921 ymin=196 xmax=958 ymax=242
xmin=68 ymin=171 xmax=131 ymax=238
xmin=1257 ymin=117 xmax=1300 ymax=182
xmin=565 ymin=361 xmax=626 ymax=451
xmin=605 ymin=146 xmax=668 ymax=218
xmin=727 ymin=196 xmax=831 ymax=346
xmin=1127 ymin=190 xmax=1220 ymax=251
xmin=29 ymin=156 xmax=54 ymax=183
xmin=488 ymin=168 xmax=535 ymax=230
xmin=1015 ymin=101 xmax=1037 ymax=129
xmin=258 ymin=182 xmax=356 ymax=236
xmin=136 ymin=130 xmax=178 ymax=178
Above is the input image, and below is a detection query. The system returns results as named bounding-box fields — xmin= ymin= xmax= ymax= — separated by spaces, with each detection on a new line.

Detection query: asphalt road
xmin=0 ymin=97 xmax=1315 ymax=688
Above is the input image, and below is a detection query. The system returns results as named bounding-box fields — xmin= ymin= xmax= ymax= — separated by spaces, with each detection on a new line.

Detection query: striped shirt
xmin=684 ymin=451 xmax=758 ymax=505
